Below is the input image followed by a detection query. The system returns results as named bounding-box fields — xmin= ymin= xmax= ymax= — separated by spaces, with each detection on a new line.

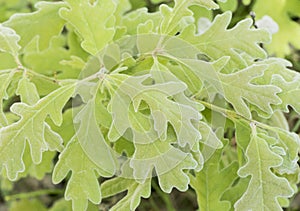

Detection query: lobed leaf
xmin=107 ymin=74 xmax=201 ymax=149
xmin=234 ymin=124 xmax=294 ymax=210
xmin=60 ymin=0 xmax=116 ymax=55
xmin=131 ymin=136 xmax=198 ymax=192
xmin=74 ymin=96 xmax=116 ymax=176
xmin=0 ymin=83 xmax=74 ymax=180
xmin=159 ymin=0 xmax=219 ymax=35
xmin=101 ymin=166 xmax=151 ymax=211
xmin=180 ymin=12 xmax=271 ymax=71
xmin=53 ymin=138 xmax=104 ymax=211
xmin=182 ymin=58 xmax=282 ymax=118
xmin=0 ymin=24 xmax=21 ymax=58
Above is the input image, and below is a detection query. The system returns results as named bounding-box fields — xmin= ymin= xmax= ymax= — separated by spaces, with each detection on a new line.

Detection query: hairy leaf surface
xmin=60 ymin=0 xmax=116 ymax=55
xmin=234 ymin=124 xmax=294 ymax=210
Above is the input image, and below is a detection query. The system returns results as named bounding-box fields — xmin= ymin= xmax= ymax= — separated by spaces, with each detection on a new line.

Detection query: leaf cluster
xmin=0 ymin=0 xmax=300 ymax=210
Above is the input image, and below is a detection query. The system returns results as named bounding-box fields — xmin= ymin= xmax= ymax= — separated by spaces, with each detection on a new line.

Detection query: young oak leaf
xmin=13 ymin=77 xmax=63 ymax=180
xmin=182 ymin=58 xmax=282 ymax=119
xmin=59 ymin=0 xmax=116 ymax=55
xmin=179 ymin=11 xmax=271 ymax=72
xmin=73 ymin=98 xmax=116 ymax=175
xmin=234 ymin=124 xmax=294 ymax=211
xmin=0 ymin=83 xmax=74 ymax=180
xmin=107 ymin=74 xmax=201 ymax=149
xmin=101 ymin=161 xmax=151 ymax=211
xmin=271 ymin=75 xmax=300 ymax=115
xmin=189 ymin=141 xmax=239 ymax=211
xmin=130 ymin=136 xmax=198 ymax=192
xmin=3 ymin=1 xmax=66 ymax=51
xmin=16 ymin=77 xmax=64 ymax=151
xmin=0 ymin=25 xmax=21 ymax=127
xmin=0 ymin=24 xmax=21 ymax=58
xmin=159 ymin=0 xmax=219 ymax=35
xmin=53 ymin=138 xmax=105 ymax=211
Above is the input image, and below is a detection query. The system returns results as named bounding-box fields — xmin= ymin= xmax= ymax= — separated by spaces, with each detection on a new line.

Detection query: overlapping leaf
xmin=131 ymin=136 xmax=198 ymax=192
xmin=159 ymin=0 xmax=219 ymax=35
xmin=60 ymin=0 xmax=116 ymax=55
xmin=0 ymin=24 xmax=20 ymax=58
xmin=179 ymin=12 xmax=271 ymax=71
xmin=272 ymin=75 xmax=300 ymax=115
xmin=101 ymin=162 xmax=151 ymax=211
xmin=0 ymin=25 xmax=20 ymax=126
xmin=182 ymin=58 xmax=281 ymax=118
xmin=107 ymin=74 xmax=201 ymax=149
xmin=73 ymin=92 xmax=116 ymax=175
xmin=234 ymin=124 xmax=294 ymax=210
xmin=53 ymin=138 xmax=105 ymax=211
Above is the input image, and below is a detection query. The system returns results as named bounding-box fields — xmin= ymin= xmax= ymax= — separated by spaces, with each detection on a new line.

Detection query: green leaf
xmin=159 ymin=0 xmax=219 ymax=35
xmin=107 ymin=74 xmax=202 ymax=149
xmin=131 ymin=136 xmax=198 ymax=192
xmin=190 ymin=141 xmax=239 ymax=211
xmin=234 ymin=123 xmax=294 ymax=210
xmin=0 ymin=24 xmax=20 ymax=58
xmin=180 ymin=12 xmax=271 ymax=71
xmin=3 ymin=1 xmax=66 ymax=50
xmin=74 ymin=92 xmax=116 ymax=175
xmin=23 ymin=35 xmax=81 ymax=79
xmin=53 ymin=138 xmax=104 ymax=211
xmin=101 ymin=162 xmax=151 ymax=211
xmin=183 ymin=58 xmax=282 ymax=118
xmin=0 ymin=83 xmax=74 ymax=180
xmin=16 ymin=77 xmax=39 ymax=105
xmin=272 ymin=75 xmax=300 ymax=114
xmin=60 ymin=0 xmax=116 ymax=55
xmin=121 ymin=8 xmax=161 ymax=35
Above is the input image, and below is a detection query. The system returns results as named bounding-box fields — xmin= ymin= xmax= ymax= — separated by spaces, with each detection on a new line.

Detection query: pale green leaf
xmin=182 ymin=58 xmax=281 ymax=118
xmin=23 ymin=35 xmax=81 ymax=79
xmin=3 ymin=1 xmax=66 ymax=50
xmin=53 ymin=138 xmax=103 ymax=211
xmin=131 ymin=136 xmax=198 ymax=192
xmin=107 ymin=74 xmax=201 ymax=149
xmin=0 ymin=24 xmax=20 ymax=58
xmin=16 ymin=77 xmax=40 ymax=105
xmin=101 ymin=162 xmax=151 ymax=211
xmin=60 ymin=0 xmax=116 ymax=55
xmin=159 ymin=0 xmax=219 ymax=35
xmin=180 ymin=12 xmax=271 ymax=71
xmin=272 ymin=75 xmax=300 ymax=114
xmin=198 ymin=121 xmax=223 ymax=161
xmin=234 ymin=124 xmax=294 ymax=210
xmin=0 ymin=83 xmax=74 ymax=180
xmin=17 ymin=146 xmax=55 ymax=180
xmin=121 ymin=8 xmax=161 ymax=35
xmin=74 ymin=96 xmax=116 ymax=176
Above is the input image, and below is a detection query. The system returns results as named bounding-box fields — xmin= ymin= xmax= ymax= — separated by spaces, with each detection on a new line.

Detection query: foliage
xmin=0 ymin=0 xmax=300 ymax=210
